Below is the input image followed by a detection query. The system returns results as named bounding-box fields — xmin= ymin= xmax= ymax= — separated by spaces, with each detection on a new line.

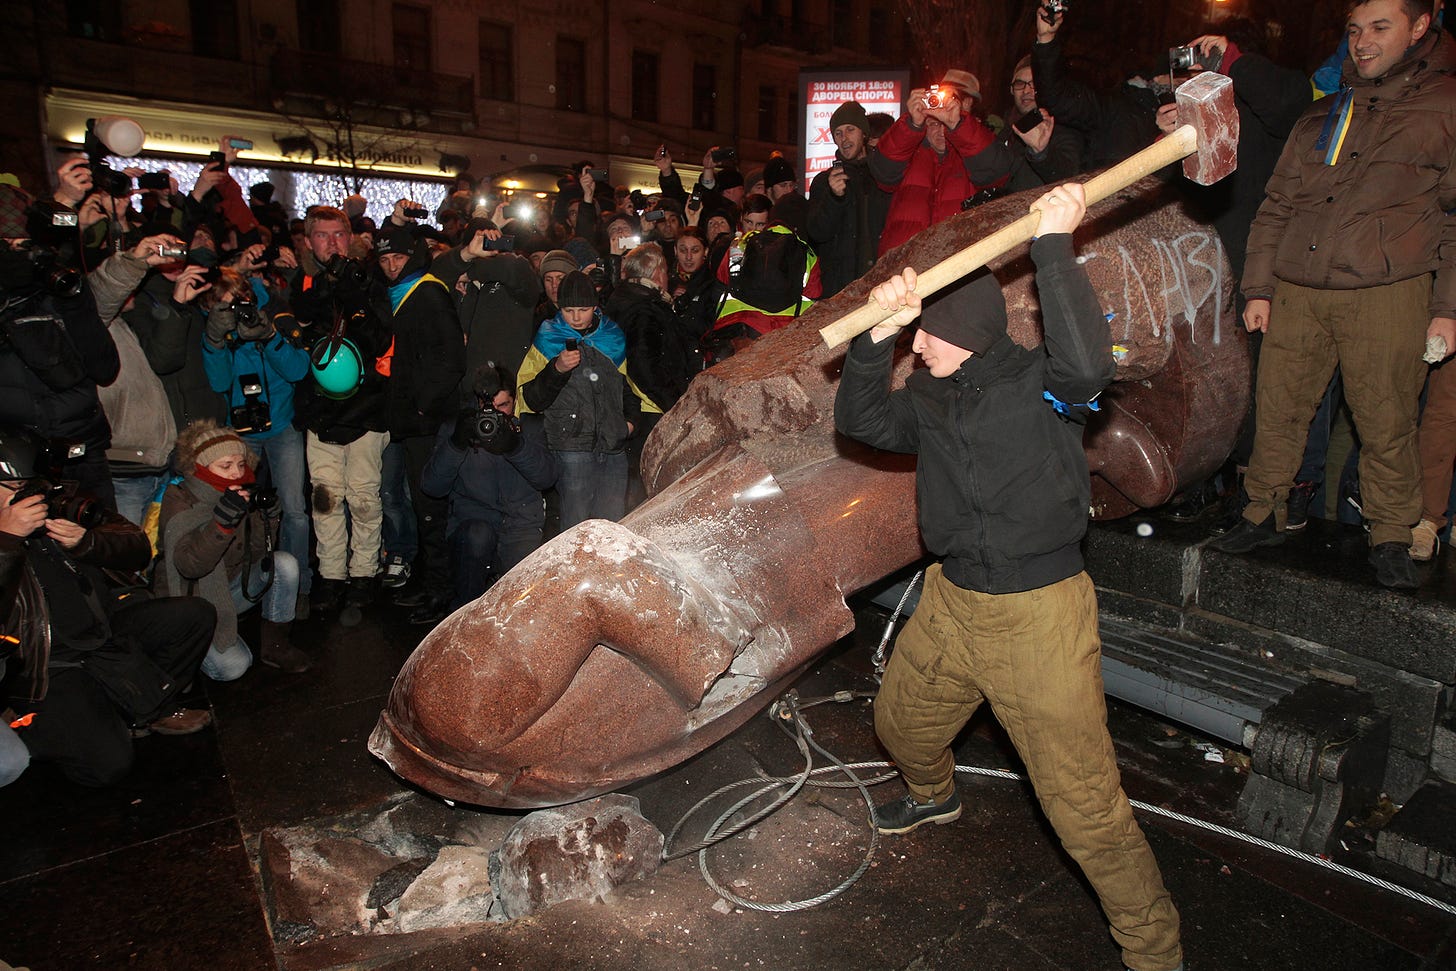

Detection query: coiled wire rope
xmin=662 ymin=571 xmax=1456 ymax=919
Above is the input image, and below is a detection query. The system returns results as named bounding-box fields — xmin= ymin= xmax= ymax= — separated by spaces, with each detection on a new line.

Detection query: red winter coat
xmin=872 ymin=114 xmax=997 ymax=255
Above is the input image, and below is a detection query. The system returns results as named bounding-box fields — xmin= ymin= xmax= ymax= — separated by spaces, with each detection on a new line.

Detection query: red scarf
xmin=194 ymin=464 xmax=255 ymax=492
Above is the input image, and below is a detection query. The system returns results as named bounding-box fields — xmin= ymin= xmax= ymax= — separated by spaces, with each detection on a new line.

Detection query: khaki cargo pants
xmin=1243 ymin=276 xmax=1431 ymax=546
xmin=876 ymin=566 xmax=1182 ymax=971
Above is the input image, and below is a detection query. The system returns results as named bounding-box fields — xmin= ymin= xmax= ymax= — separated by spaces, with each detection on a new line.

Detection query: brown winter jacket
xmin=1241 ymin=28 xmax=1456 ymax=320
xmin=156 ymin=475 xmax=275 ymax=651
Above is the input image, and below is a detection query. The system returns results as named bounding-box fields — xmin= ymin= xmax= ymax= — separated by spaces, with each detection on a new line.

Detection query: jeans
xmin=380 ymin=440 xmax=418 ymax=564
xmin=252 ymin=426 xmax=312 ymax=596
xmin=112 ymin=471 xmax=167 ymax=529
xmin=554 ymin=450 xmax=628 ymax=531
xmin=0 ymin=663 xmax=28 ymax=786
xmin=448 ymin=517 xmax=543 ymax=609
xmin=0 ymin=722 xmax=27 ymax=787
xmin=201 ymin=550 xmax=300 ymax=682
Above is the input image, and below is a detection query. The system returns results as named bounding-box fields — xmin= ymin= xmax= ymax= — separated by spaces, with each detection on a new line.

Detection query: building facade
xmin=2 ymin=0 xmax=909 ymax=218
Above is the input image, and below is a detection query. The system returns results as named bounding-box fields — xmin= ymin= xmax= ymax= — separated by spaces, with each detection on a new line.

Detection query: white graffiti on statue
xmin=1116 ymin=232 xmax=1225 ymax=345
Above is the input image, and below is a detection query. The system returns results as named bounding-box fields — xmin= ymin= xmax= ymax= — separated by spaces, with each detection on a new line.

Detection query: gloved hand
xmin=205 ymin=305 xmax=236 ymax=347
xmin=212 ymin=488 xmax=250 ymax=530
xmin=450 ymin=408 xmax=479 ymax=451
xmin=234 ymin=311 xmax=276 ymax=342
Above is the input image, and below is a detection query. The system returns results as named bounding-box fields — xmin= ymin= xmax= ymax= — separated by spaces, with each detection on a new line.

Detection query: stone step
xmin=1084 ymin=516 xmax=1456 ymax=685
xmin=1375 ymin=781 xmax=1456 ymax=889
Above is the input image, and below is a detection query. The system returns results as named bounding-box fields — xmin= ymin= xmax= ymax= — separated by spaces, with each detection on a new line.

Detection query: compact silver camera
xmin=156 ymin=243 xmax=186 ymax=260
xmin=1168 ymin=45 xmax=1200 ymax=73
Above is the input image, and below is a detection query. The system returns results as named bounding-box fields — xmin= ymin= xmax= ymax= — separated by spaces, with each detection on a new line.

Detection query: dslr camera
xmin=9 ymin=478 xmax=103 ymax=529
xmin=230 ymin=373 xmax=271 ymax=434
xmin=710 ymin=146 xmax=738 ymax=166
xmin=5 ymin=240 xmax=83 ymax=299
xmin=322 ymin=254 xmax=370 ymax=290
xmin=471 ymin=406 xmax=521 ymax=455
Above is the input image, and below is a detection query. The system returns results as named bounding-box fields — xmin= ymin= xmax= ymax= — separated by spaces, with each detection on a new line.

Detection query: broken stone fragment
xmin=489 ymin=794 xmax=665 ymax=919
xmin=392 ymin=844 xmax=499 ymax=932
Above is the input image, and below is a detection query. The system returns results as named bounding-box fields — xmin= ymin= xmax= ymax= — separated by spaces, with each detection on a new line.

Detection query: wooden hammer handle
xmin=819 ymin=125 xmax=1199 ymax=348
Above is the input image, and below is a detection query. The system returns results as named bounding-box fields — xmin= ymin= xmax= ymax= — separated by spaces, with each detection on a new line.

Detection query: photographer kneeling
xmin=421 ymin=364 xmax=557 ymax=612
xmin=0 ymin=425 xmax=215 ymax=787
xmin=155 ymin=421 xmax=311 ymax=676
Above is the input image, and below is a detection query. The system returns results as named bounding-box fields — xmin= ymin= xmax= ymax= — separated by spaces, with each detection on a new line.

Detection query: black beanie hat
xmin=716 ymin=168 xmax=744 ymax=191
xmin=556 ymin=270 xmax=598 ymax=309
xmin=829 ymin=101 xmax=869 ymax=134
xmin=918 ymin=271 xmax=1007 ymax=355
xmin=763 ymin=155 xmax=795 ymax=187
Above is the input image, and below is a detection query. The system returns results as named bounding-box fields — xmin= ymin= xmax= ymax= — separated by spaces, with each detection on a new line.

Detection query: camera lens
xmin=250 ymin=486 xmax=279 ymax=513
xmin=54 ymin=494 xmax=103 ymax=529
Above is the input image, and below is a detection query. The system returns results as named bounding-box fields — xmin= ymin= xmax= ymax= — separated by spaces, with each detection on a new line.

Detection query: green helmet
xmin=310 ymin=337 xmax=364 ymax=400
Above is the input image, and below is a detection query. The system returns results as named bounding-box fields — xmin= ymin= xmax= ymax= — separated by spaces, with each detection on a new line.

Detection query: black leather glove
xmin=450 ymin=408 xmax=479 ymax=451
xmin=212 ymin=488 xmax=250 ymax=530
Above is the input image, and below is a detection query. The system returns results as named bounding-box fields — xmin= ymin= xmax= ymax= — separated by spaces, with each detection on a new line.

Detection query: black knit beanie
xmin=918 ymin=271 xmax=1007 ymax=355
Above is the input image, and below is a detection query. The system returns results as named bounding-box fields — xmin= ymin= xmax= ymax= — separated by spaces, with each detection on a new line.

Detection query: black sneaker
xmin=391 ymin=583 xmax=430 ymax=608
xmin=1207 ymin=513 xmax=1284 ymax=554
xmin=1369 ymin=542 xmax=1420 ymax=589
xmin=1285 ymin=480 xmax=1318 ymax=531
xmin=345 ymin=575 xmax=376 ymax=607
xmin=873 ymin=789 xmax=962 ymax=835
xmin=380 ymin=553 xmax=411 ymax=589
xmin=309 ymin=578 xmax=344 ymax=614
xmin=408 ymin=598 xmax=450 ymax=627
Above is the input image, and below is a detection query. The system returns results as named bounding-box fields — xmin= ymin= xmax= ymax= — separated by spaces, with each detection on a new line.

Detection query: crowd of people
xmin=0 ymin=6 xmax=1450 ymax=955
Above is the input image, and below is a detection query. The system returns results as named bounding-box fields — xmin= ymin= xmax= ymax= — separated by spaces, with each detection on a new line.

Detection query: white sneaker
xmin=381 ymin=554 xmax=412 ymax=588
xmin=1410 ymin=518 xmax=1440 ymax=562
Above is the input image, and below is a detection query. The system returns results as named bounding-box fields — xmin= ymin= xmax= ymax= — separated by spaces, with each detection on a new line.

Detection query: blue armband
xmin=1042 ymin=389 xmax=1101 ymax=418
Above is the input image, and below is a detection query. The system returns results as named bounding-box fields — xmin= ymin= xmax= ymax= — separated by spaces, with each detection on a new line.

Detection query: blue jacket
xmin=202 ymin=330 xmax=311 ymax=441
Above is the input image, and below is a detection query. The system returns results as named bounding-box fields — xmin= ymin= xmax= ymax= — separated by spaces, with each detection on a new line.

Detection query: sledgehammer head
xmin=1176 ymin=71 xmax=1238 ymax=185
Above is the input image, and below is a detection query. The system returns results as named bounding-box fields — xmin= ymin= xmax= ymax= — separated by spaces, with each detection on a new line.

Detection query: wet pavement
xmin=3 ymin=549 xmax=1455 ymax=971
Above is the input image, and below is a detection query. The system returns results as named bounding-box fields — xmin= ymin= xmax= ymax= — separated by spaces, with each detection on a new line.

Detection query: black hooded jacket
xmin=834 ymin=235 xmax=1114 ymax=594
xmin=376 ymin=236 xmax=465 ymax=439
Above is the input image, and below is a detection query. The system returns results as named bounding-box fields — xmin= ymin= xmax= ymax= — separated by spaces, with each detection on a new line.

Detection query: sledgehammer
xmin=819 ymin=70 xmax=1238 ymax=348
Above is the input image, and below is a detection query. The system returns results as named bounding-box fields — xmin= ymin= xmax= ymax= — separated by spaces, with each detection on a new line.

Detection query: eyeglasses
xmin=1011 ymin=79 xmax=1035 ymax=92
